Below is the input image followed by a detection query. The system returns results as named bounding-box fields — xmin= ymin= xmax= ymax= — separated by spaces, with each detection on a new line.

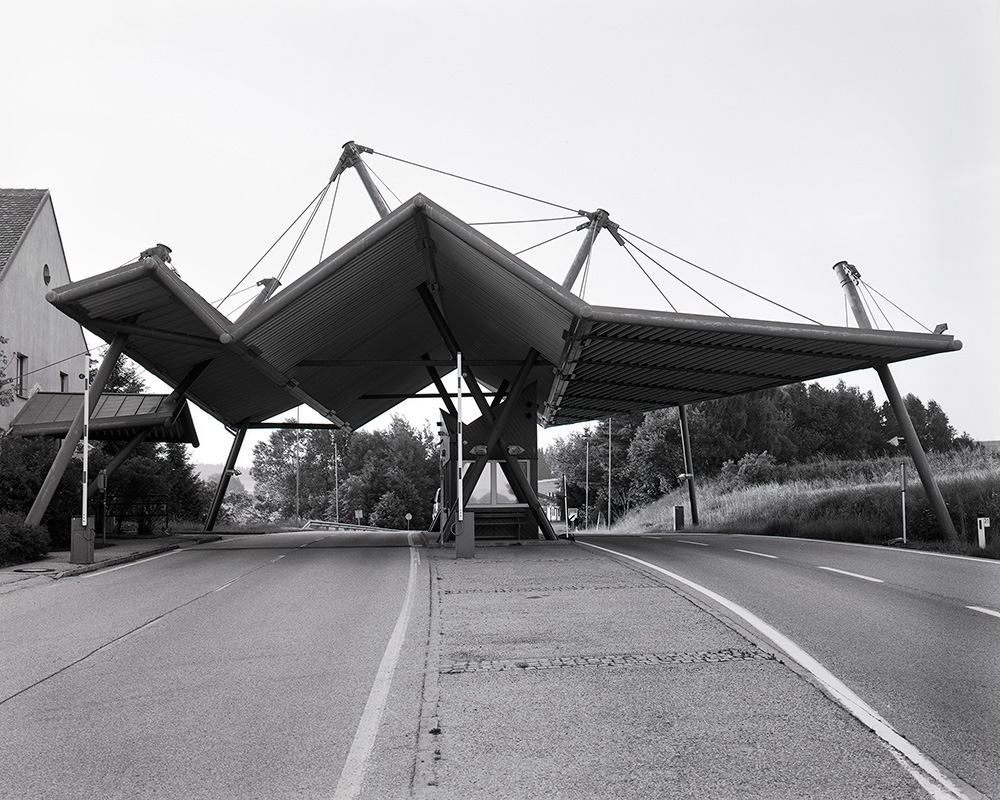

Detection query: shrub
xmin=0 ymin=512 xmax=51 ymax=567
xmin=718 ymin=451 xmax=781 ymax=491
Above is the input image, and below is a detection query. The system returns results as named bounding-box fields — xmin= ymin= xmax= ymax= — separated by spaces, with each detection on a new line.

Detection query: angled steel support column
xmin=562 ymin=210 xmax=607 ymax=292
xmin=87 ymin=359 xmax=214 ymax=499
xmin=421 ymin=353 xmax=457 ymax=417
xmin=204 ymin=424 xmax=248 ymax=531
xmin=833 ymin=261 xmax=957 ymax=541
xmin=25 ymin=332 xmax=130 ymax=527
xmin=331 ymin=141 xmax=391 ymax=219
xmin=417 ymin=283 xmax=556 ymax=540
xmin=463 ymin=350 xmax=539 ymax=504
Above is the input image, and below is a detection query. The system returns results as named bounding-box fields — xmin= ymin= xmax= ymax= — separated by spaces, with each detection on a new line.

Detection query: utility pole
xmin=678 ymin=405 xmax=699 ymax=525
xmin=833 ymin=261 xmax=957 ymax=541
xmin=607 ymin=417 xmax=612 ymax=529
xmin=584 ymin=432 xmax=590 ymax=531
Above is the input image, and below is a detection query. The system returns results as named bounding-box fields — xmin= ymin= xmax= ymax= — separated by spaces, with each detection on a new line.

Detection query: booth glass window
xmin=467 ymin=464 xmax=492 ymax=505
xmin=464 ymin=460 xmax=529 ymax=506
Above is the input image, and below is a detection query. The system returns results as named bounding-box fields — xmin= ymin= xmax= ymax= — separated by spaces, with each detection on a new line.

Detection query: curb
xmin=52 ymin=535 xmax=223 ymax=579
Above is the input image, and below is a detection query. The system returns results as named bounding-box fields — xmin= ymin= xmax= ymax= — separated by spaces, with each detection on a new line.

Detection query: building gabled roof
xmin=46 ymin=194 xmax=962 ymax=431
xmin=9 ymin=392 xmax=199 ymax=444
xmin=0 ymin=189 xmax=48 ymax=280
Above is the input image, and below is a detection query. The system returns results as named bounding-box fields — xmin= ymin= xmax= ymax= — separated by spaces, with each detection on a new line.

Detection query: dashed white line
xmin=817 ymin=566 xmax=884 ymax=583
xmin=678 ymin=540 xmax=709 ymax=547
xmin=734 ymin=548 xmax=778 ymax=559
xmin=967 ymin=605 xmax=1000 ymax=619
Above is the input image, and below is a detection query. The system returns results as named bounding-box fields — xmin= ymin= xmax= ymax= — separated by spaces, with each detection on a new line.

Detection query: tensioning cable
xmin=369 ymin=149 xmax=579 ymax=214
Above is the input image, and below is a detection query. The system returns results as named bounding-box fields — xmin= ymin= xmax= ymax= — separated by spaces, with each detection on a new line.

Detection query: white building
xmin=0 ymin=189 xmax=88 ymax=430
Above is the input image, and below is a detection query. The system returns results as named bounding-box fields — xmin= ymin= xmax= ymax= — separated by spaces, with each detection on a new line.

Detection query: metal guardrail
xmin=301 ymin=519 xmax=403 ymax=533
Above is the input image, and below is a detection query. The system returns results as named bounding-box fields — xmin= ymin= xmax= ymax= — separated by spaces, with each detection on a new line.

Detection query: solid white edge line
xmin=82 ymin=548 xmax=180 ymax=576
xmin=734 ymin=548 xmax=778 ymax=559
xmin=579 ymin=540 xmax=969 ymax=800
xmin=817 ymin=566 xmax=884 ymax=584
xmin=332 ymin=532 xmax=420 ymax=800
xmin=966 ymin=605 xmax=1000 ymax=619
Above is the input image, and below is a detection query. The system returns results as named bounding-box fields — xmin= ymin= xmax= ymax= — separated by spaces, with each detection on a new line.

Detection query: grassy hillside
xmin=618 ymin=450 xmax=1000 ymax=559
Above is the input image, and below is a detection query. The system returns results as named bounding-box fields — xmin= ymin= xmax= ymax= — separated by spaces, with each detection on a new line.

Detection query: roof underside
xmin=46 ymin=194 xmax=962 ymax=431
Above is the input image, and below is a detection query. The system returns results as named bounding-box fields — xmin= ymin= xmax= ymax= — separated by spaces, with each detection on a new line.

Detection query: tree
xmin=161 ymin=443 xmax=211 ymax=525
xmin=0 ymin=334 xmax=14 ymax=409
xmin=0 ymin=435 xmax=83 ymax=545
xmin=250 ymin=415 xmax=439 ymax=528
xmin=626 ymin=408 xmax=684 ymax=503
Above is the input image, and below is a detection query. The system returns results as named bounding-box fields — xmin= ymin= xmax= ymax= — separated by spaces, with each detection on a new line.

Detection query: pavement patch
xmin=440 ymin=647 xmax=776 ymax=673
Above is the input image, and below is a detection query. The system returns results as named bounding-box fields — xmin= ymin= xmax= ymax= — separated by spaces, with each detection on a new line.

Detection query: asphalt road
xmin=578 ymin=532 xmax=1000 ymax=798
xmin=0 ymin=530 xmax=416 ymax=800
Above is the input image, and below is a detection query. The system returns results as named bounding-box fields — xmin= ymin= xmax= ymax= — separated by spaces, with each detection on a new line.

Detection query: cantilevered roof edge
xmin=48 ymin=256 xmax=236 ymax=343
xmin=586 ymin=305 xmax=962 ymax=355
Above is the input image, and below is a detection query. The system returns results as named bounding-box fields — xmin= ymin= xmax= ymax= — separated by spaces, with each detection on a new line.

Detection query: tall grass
xmin=619 ymin=450 xmax=1000 ymax=559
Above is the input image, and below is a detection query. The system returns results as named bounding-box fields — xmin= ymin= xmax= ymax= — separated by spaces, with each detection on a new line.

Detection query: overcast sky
xmin=6 ymin=0 xmax=998 ymax=464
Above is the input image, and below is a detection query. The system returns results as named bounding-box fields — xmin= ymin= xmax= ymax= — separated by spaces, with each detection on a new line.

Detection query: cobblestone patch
xmin=440 ymin=647 xmax=776 ymax=674
xmin=443 ymin=582 xmax=664 ymax=594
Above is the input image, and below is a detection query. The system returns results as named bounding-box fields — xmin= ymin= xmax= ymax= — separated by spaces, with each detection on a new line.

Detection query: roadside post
xmin=977 ymin=517 xmax=990 ymax=550
xmin=900 ymin=462 xmax=907 ymax=545
xmin=455 ymin=351 xmax=475 ymax=558
xmin=888 ymin=437 xmax=907 ymax=544
xmin=673 ymin=505 xmax=685 ymax=531
xmin=71 ymin=370 xmax=95 ymax=565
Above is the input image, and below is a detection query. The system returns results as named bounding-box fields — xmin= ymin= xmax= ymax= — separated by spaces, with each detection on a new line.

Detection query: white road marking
xmin=333 ymin=532 xmax=420 ymax=800
xmin=579 ymin=541 xmax=970 ymax=800
xmin=817 ymin=566 xmax=884 ymax=583
xmin=83 ymin=548 xmax=180 ymax=576
xmin=678 ymin=540 xmax=710 ymax=547
xmin=734 ymin=548 xmax=778 ymax=559
xmin=967 ymin=605 xmax=1000 ymax=619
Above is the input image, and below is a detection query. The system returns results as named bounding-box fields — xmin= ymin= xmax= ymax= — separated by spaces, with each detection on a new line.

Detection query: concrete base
xmin=70 ymin=517 xmax=95 ymax=565
xmin=455 ymin=512 xmax=476 ymax=559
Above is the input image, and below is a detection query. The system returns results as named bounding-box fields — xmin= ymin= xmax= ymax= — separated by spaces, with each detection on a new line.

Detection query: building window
xmin=43 ymin=264 xmax=51 ymax=285
xmin=60 ymin=372 xmax=69 ymax=392
xmin=15 ymin=353 xmax=28 ymax=397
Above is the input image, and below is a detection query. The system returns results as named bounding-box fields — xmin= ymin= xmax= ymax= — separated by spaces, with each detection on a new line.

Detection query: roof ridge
xmin=0 ymin=188 xmax=50 ymax=276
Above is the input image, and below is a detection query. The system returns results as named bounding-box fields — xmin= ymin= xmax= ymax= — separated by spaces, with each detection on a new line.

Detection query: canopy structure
xmin=47 ymin=194 xmax=961 ymax=433
xmin=33 ymin=181 xmax=962 ymax=539
xmin=10 ymin=392 xmax=198 ymax=444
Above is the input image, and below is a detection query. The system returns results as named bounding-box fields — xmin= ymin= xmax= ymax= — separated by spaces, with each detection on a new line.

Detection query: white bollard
xmin=977 ymin=517 xmax=990 ymax=550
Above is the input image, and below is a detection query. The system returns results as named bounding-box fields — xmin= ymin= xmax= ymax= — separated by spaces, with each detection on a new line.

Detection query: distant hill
xmin=982 ymin=441 xmax=1000 ymax=453
xmin=195 ymin=464 xmax=256 ymax=494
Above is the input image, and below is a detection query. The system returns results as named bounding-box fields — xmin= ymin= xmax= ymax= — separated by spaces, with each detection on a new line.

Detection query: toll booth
xmin=437 ymin=383 xmax=540 ymax=540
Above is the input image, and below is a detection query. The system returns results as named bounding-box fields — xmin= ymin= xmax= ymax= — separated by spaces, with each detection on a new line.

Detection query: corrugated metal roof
xmin=9 ymin=392 xmax=199 ymax=444
xmin=45 ymin=194 xmax=962 ymax=433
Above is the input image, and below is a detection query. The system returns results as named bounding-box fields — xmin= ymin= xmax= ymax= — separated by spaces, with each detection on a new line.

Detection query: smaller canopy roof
xmin=9 ymin=392 xmax=199 ymax=444
xmin=46 ymin=194 xmax=962 ymax=431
